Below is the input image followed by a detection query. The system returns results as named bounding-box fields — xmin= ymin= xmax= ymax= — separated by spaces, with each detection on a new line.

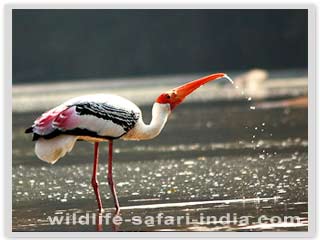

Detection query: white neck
xmin=125 ymin=103 xmax=171 ymax=140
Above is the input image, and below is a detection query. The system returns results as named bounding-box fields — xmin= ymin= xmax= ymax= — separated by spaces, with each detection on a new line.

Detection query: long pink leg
xmin=107 ymin=140 xmax=120 ymax=214
xmin=91 ymin=142 xmax=103 ymax=213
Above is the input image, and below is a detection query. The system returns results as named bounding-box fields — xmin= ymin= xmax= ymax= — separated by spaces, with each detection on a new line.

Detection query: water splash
xmin=224 ymin=74 xmax=234 ymax=84
xmin=224 ymin=73 xmax=278 ymax=163
xmin=225 ymin=74 xmax=256 ymax=110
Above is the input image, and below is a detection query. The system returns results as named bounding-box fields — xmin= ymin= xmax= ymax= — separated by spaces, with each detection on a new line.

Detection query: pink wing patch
xmin=52 ymin=106 xmax=81 ymax=130
xmin=32 ymin=105 xmax=68 ymax=135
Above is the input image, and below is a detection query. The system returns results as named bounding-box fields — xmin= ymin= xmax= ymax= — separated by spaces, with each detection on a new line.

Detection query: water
xmin=12 ymin=99 xmax=308 ymax=231
xmin=225 ymin=73 xmax=258 ymax=115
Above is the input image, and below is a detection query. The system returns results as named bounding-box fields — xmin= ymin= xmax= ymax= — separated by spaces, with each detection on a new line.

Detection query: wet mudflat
xmin=12 ymin=99 xmax=308 ymax=232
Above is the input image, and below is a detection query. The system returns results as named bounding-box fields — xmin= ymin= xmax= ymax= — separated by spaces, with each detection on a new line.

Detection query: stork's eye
xmin=165 ymin=94 xmax=170 ymax=99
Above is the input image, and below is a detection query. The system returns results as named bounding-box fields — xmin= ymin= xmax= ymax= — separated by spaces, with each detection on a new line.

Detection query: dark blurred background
xmin=12 ymin=9 xmax=308 ymax=84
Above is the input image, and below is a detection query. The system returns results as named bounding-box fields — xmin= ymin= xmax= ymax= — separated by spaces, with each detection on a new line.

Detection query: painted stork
xmin=25 ymin=73 xmax=229 ymax=214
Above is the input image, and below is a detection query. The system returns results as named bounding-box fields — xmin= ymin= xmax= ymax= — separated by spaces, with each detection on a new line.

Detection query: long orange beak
xmin=173 ymin=72 xmax=225 ymax=99
xmin=166 ymin=73 xmax=226 ymax=110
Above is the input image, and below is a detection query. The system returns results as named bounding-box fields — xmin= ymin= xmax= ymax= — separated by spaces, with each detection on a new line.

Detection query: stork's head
xmin=156 ymin=73 xmax=227 ymax=110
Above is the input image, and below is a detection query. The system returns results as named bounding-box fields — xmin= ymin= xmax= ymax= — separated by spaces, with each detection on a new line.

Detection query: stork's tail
xmin=25 ymin=127 xmax=33 ymax=133
xmin=35 ymin=135 xmax=77 ymax=164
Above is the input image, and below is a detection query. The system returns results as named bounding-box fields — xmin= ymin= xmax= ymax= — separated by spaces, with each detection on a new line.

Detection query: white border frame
xmin=5 ymin=4 xmax=316 ymax=238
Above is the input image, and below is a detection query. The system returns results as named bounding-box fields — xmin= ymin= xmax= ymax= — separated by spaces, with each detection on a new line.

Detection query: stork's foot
xmin=96 ymin=212 xmax=103 ymax=231
xmin=114 ymin=206 xmax=120 ymax=215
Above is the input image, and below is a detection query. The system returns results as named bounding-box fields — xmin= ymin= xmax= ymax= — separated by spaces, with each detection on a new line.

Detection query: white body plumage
xmin=31 ymin=94 xmax=171 ymax=164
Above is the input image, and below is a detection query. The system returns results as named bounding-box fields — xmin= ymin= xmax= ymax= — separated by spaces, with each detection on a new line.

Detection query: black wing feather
xmin=25 ymin=101 xmax=140 ymax=141
xmin=70 ymin=102 xmax=140 ymax=132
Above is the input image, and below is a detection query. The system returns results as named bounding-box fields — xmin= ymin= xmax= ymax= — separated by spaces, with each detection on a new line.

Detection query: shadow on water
xmin=12 ymin=99 xmax=308 ymax=232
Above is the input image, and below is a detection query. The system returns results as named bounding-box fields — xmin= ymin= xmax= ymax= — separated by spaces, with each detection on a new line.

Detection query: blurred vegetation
xmin=13 ymin=9 xmax=307 ymax=84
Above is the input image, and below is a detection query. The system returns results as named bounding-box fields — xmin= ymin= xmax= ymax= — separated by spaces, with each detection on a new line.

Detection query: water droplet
xmin=117 ymin=182 xmax=130 ymax=187
xmin=224 ymin=74 xmax=234 ymax=84
xmin=278 ymin=189 xmax=286 ymax=194
xmin=184 ymin=160 xmax=195 ymax=165
xmin=206 ymin=121 xmax=213 ymax=128
xmin=250 ymin=106 xmax=256 ymax=110
xmin=248 ymin=97 xmax=252 ymax=101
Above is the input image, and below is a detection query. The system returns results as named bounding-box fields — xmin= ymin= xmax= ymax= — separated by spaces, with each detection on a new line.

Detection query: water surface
xmin=12 ymin=99 xmax=308 ymax=231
